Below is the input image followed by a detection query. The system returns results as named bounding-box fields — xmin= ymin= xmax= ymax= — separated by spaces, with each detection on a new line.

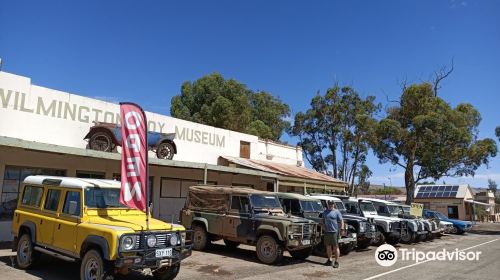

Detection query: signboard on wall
xmin=0 ymin=72 xmax=260 ymax=165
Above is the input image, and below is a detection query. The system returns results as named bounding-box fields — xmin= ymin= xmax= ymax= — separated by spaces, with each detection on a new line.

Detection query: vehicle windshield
xmin=434 ymin=212 xmax=447 ymax=220
xmin=334 ymin=201 xmax=346 ymax=213
xmin=250 ymin=194 xmax=281 ymax=209
xmin=344 ymin=201 xmax=362 ymax=215
xmin=360 ymin=201 xmax=377 ymax=212
xmin=84 ymin=187 xmax=127 ymax=208
xmin=387 ymin=205 xmax=403 ymax=217
xmin=300 ymin=200 xmax=324 ymax=212
xmin=402 ymin=206 xmax=410 ymax=215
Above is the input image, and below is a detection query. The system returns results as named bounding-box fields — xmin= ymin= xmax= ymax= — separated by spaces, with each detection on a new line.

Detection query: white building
xmin=0 ymin=71 xmax=346 ymax=241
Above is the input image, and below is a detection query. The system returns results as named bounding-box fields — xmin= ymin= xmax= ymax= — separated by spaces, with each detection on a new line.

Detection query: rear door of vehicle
xmin=39 ymin=187 xmax=62 ymax=245
xmin=52 ymin=190 xmax=81 ymax=255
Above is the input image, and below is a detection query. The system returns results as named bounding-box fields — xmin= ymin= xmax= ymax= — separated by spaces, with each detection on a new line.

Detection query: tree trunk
xmin=405 ymin=162 xmax=415 ymax=204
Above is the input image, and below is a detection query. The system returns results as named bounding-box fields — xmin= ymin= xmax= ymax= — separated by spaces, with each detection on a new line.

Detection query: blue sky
xmin=1 ymin=0 xmax=499 ymax=188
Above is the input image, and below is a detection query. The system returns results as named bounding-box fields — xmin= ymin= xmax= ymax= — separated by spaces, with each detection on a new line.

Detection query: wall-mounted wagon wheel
xmin=156 ymin=142 xmax=175 ymax=160
xmin=89 ymin=131 xmax=114 ymax=152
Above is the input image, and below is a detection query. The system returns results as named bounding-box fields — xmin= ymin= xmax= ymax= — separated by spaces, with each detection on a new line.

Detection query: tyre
xmin=153 ymin=263 xmax=180 ymax=280
xmin=80 ymin=249 xmax=110 ymax=280
xmin=156 ymin=142 xmax=175 ymax=160
xmin=386 ymin=235 xmax=400 ymax=245
xmin=89 ymin=131 xmax=114 ymax=152
xmin=223 ymin=239 xmax=240 ymax=249
xmin=371 ymin=229 xmax=386 ymax=246
xmin=426 ymin=232 xmax=435 ymax=241
xmin=16 ymin=234 xmax=39 ymax=269
xmin=400 ymin=231 xmax=416 ymax=244
xmin=192 ymin=225 xmax=208 ymax=250
xmin=339 ymin=243 xmax=354 ymax=255
xmin=256 ymin=235 xmax=284 ymax=264
xmin=289 ymin=247 xmax=312 ymax=260
xmin=312 ymin=240 xmax=327 ymax=257
xmin=356 ymin=239 xmax=371 ymax=250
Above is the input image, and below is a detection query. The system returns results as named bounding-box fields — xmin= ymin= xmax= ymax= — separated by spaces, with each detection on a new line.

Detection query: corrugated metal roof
xmin=220 ymin=156 xmax=346 ymax=185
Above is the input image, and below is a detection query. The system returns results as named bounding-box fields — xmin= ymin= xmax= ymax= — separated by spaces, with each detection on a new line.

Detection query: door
xmin=39 ymin=188 xmax=62 ymax=245
xmin=240 ymin=141 xmax=250 ymax=159
xmin=447 ymin=206 xmax=459 ymax=219
xmin=223 ymin=195 xmax=253 ymax=240
xmin=52 ymin=190 xmax=81 ymax=255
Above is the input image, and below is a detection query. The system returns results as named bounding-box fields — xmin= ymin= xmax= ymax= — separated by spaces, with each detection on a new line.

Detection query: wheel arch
xmin=256 ymin=225 xmax=284 ymax=241
xmin=84 ymin=127 xmax=119 ymax=145
xmin=19 ymin=221 xmax=37 ymax=244
xmin=80 ymin=235 xmax=111 ymax=260
xmin=192 ymin=217 xmax=209 ymax=231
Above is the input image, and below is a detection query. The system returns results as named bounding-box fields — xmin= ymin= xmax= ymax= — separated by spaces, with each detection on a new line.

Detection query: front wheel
xmin=371 ymin=229 xmax=386 ymax=246
xmin=16 ymin=234 xmax=39 ymax=269
xmin=289 ymin=247 xmax=312 ymax=260
xmin=400 ymin=231 xmax=416 ymax=244
xmin=256 ymin=235 xmax=284 ymax=264
xmin=192 ymin=225 xmax=208 ymax=250
xmin=153 ymin=263 xmax=180 ymax=280
xmin=339 ymin=243 xmax=354 ymax=255
xmin=156 ymin=142 xmax=175 ymax=160
xmin=356 ymin=239 xmax=371 ymax=250
xmin=80 ymin=249 xmax=109 ymax=280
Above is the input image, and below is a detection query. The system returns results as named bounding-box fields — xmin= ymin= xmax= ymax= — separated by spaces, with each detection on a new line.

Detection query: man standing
xmin=322 ymin=200 xmax=344 ymax=268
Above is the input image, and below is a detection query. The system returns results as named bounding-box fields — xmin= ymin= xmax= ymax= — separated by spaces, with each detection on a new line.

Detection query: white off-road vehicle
xmin=343 ymin=198 xmax=405 ymax=246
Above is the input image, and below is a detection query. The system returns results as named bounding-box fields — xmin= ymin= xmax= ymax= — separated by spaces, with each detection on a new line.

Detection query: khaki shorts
xmin=323 ymin=232 xmax=339 ymax=246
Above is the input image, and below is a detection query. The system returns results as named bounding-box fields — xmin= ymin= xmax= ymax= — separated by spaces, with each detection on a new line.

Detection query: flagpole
xmin=143 ymin=107 xmax=150 ymax=232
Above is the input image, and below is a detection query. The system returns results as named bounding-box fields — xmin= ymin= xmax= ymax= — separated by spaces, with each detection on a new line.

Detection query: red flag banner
xmin=119 ymin=103 xmax=148 ymax=212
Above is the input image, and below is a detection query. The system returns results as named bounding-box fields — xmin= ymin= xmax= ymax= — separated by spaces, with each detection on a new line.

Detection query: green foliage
xmin=170 ymin=73 xmax=290 ymax=141
xmin=371 ymin=83 xmax=498 ymax=203
xmin=290 ymin=85 xmax=380 ymax=193
xmin=488 ymin=179 xmax=497 ymax=194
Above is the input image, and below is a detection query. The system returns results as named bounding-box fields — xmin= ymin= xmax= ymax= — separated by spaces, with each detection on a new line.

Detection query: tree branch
xmin=433 ymin=58 xmax=454 ymax=97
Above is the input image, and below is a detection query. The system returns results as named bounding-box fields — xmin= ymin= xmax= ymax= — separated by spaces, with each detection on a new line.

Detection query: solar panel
xmin=416 ymin=185 xmax=461 ymax=199
xmin=438 ymin=186 xmax=446 ymax=191
xmin=445 ymin=186 xmax=453 ymax=191
xmin=416 ymin=193 xmax=423 ymax=198
xmin=431 ymin=186 xmax=439 ymax=191
xmin=451 ymin=186 xmax=459 ymax=192
xmin=450 ymin=191 xmax=458 ymax=197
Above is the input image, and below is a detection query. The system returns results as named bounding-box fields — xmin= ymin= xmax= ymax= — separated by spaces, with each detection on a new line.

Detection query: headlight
xmin=121 ymin=235 xmax=137 ymax=251
xmin=146 ymin=235 xmax=157 ymax=248
xmin=359 ymin=222 xmax=366 ymax=233
xmin=288 ymin=225 xmax=302 ymax=234
xmin=170 ymin=234 xmax=179 ymax=246
xmin=371 ymin=225 xmax=376 ymax=232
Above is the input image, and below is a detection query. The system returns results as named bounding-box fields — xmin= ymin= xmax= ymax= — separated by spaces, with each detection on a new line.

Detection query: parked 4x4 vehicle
xmin=308 ymin=195 xmax=375 ymax=251
xmin=276 ymin=193 xmax=357 ymax=255
xmin=84 ymin=122 xmax=177 ymax=160
xmin=12 ymin=176 xmax=192 ymax=280
xmin=180 ymin=186 xmax=318 ymax=264
xmin=423 ymin=209 xmax=472 ymax=234
xmin=361 ymin=198 xmax=426 ymax=244
xmin=399 ymin=204 xmax=441 ymax=240
xmin=343 ymin=198 xmax=405 ymax=246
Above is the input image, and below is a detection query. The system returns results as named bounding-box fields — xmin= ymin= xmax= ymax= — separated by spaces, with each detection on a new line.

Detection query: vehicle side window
xmin=231 ymin=195 xmax=241 ymax=210
xmin=281 ymin=199 xmax=290 ymax=213
xmin=290 ymin=199 xmax=301 ymax=215
xmin=44 ymin=189 xmax=61 ymax=212
xmin=62 ymin=191 xmax=81 ymax=216
xmin=230 ymin=196 xmax=250 ymax=213
xmin=21 ymin=185 xmax=44 ymax=207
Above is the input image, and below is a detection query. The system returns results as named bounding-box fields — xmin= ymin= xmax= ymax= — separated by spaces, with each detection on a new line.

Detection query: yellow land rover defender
xmin=11 ymin=175 xmax=192 ymax=280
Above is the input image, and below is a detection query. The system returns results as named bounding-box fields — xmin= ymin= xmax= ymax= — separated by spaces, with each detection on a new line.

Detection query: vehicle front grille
xmin=391 ymin=221 xmax=400 ymax=231
xmin=134 ymin=232 xmax=177 ymax=249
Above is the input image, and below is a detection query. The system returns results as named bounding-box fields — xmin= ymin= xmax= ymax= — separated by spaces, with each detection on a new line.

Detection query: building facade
xmin=0 ymin=71 xmax=346 ymax=241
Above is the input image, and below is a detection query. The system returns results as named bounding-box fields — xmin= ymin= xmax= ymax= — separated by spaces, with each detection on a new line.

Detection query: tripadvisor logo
xmin=374 ymin=244 xmax=482 ymax=266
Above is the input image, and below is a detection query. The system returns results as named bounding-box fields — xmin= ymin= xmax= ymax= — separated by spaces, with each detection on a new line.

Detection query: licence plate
xmin=155 ymin=248 xmax=172 ymax=258
xmin=302 ymin=240 xmax=311 ymax=245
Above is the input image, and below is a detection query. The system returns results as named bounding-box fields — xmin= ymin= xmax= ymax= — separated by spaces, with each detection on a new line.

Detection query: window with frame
xmin=62 ymin=191 xmax=81 ymax=216
xmin=44 ymin=189 xmax=61 ymax=212
xmin=0 ymin=166 xmax=65 ymax=220
xmin=21 ymin=186 xmax=44 ymax=207
xmin=76 ymin=171 xmax=105 ymax=179
xmin=230 ymin=196 xmax=250 ymax=213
